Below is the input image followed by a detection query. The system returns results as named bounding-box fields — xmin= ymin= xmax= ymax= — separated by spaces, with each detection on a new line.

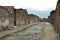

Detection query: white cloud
xmin=0 ymin=0 xmax=58 ymax=10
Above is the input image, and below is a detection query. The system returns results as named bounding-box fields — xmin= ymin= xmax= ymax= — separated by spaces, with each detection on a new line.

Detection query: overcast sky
xmin=0 ymin=0 xmax=58 ymax=18
xmin=0 ymin=0 xmax=58 ymax=11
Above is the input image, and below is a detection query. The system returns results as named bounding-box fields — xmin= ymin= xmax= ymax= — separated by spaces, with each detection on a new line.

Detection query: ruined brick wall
xmin=16 ymin=8 xmax=29 ymax=26
xmin=41 ymin=18 xmax=47 ymax=22
xmin=8 ymin=7 xmax=14 ymax=28
xmin=50 ymin=10 xmax=56 ymax=25
xmin=0 ymin=6 xmax=10 ymax=30
xmin=16 ymin=9 xmax=40 ymax=26
xmin=3 ymin=6 xmax=14 ymax=27
xmin=55 ymin=1 xmax=60 ymax=33
xmin=0 ymin=6 xmax=14 ymax=30
xmin=47 ymin=0 xmax=60 ymax=35
xmin=47 ymin=16 xmax=51 ymax=23
xmin=28 ymin=14 xmax=40 ymax=23
xmin=0 ymin=6 xmax=40 ymax=30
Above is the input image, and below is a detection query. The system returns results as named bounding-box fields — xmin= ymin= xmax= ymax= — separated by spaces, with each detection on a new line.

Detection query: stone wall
xmin=0 ymin=6 xmax=11 ymax=30
xmin=0 ymin=6 xmax=14 ymax=31
xmin=0 ymin=6 xmax=40 ymax=31
xmin=47 ymin=16 xmax=51 ymax=23
xmin=0 ymin=6 xmax=8 ymax=31
xmin=15 ymin=9 xmax=40 ymax=26
xmin=28 ymin=14 xmax=40 ymax=24
xmin=15 ymin=8 xmax=29 ymax=26
xmin=47 ymin=0 xmax=60 ymax=37
xmin=8 ymin=6 xmax=14 ymax=29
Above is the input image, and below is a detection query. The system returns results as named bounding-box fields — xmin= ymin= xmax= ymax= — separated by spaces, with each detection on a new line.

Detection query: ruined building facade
xmin=47 ymin=0 xmax=60 ymax=36
xmin=28 ymin=14 xmax=40 ymax=23
xmin=0 ymin=6 xmax=40 ymax=31
xmin=15 ymin=9 xmax=40 ymax=26
xmin=0 ymin=6 xmax=14 ymax=30
xmin=15 ymin=9 xmax=29 ymax=26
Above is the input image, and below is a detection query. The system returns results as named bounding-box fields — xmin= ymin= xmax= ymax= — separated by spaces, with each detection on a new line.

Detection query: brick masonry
xmin=47 ymin=0 xmax=60 ymax=36
xmin=0 ymin=6 xmax=41 ymax=31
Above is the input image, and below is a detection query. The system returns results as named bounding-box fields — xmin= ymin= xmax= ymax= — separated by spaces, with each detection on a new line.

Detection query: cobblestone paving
xmin=0 ymin=22 xmax=59 ymax=40
xmin=3 ymin=23 xmax=43 ymax=40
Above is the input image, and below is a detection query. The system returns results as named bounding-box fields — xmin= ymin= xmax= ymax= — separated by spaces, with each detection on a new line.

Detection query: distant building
xmin=28 ymin=14 xmax=40 ymax=23
xmin=41 ymin=18 xmax=47 ymax=22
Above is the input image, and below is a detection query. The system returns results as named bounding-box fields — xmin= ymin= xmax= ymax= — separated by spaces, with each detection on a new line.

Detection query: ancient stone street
xmin=0 ymin=22 xmax=59 ymax=40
